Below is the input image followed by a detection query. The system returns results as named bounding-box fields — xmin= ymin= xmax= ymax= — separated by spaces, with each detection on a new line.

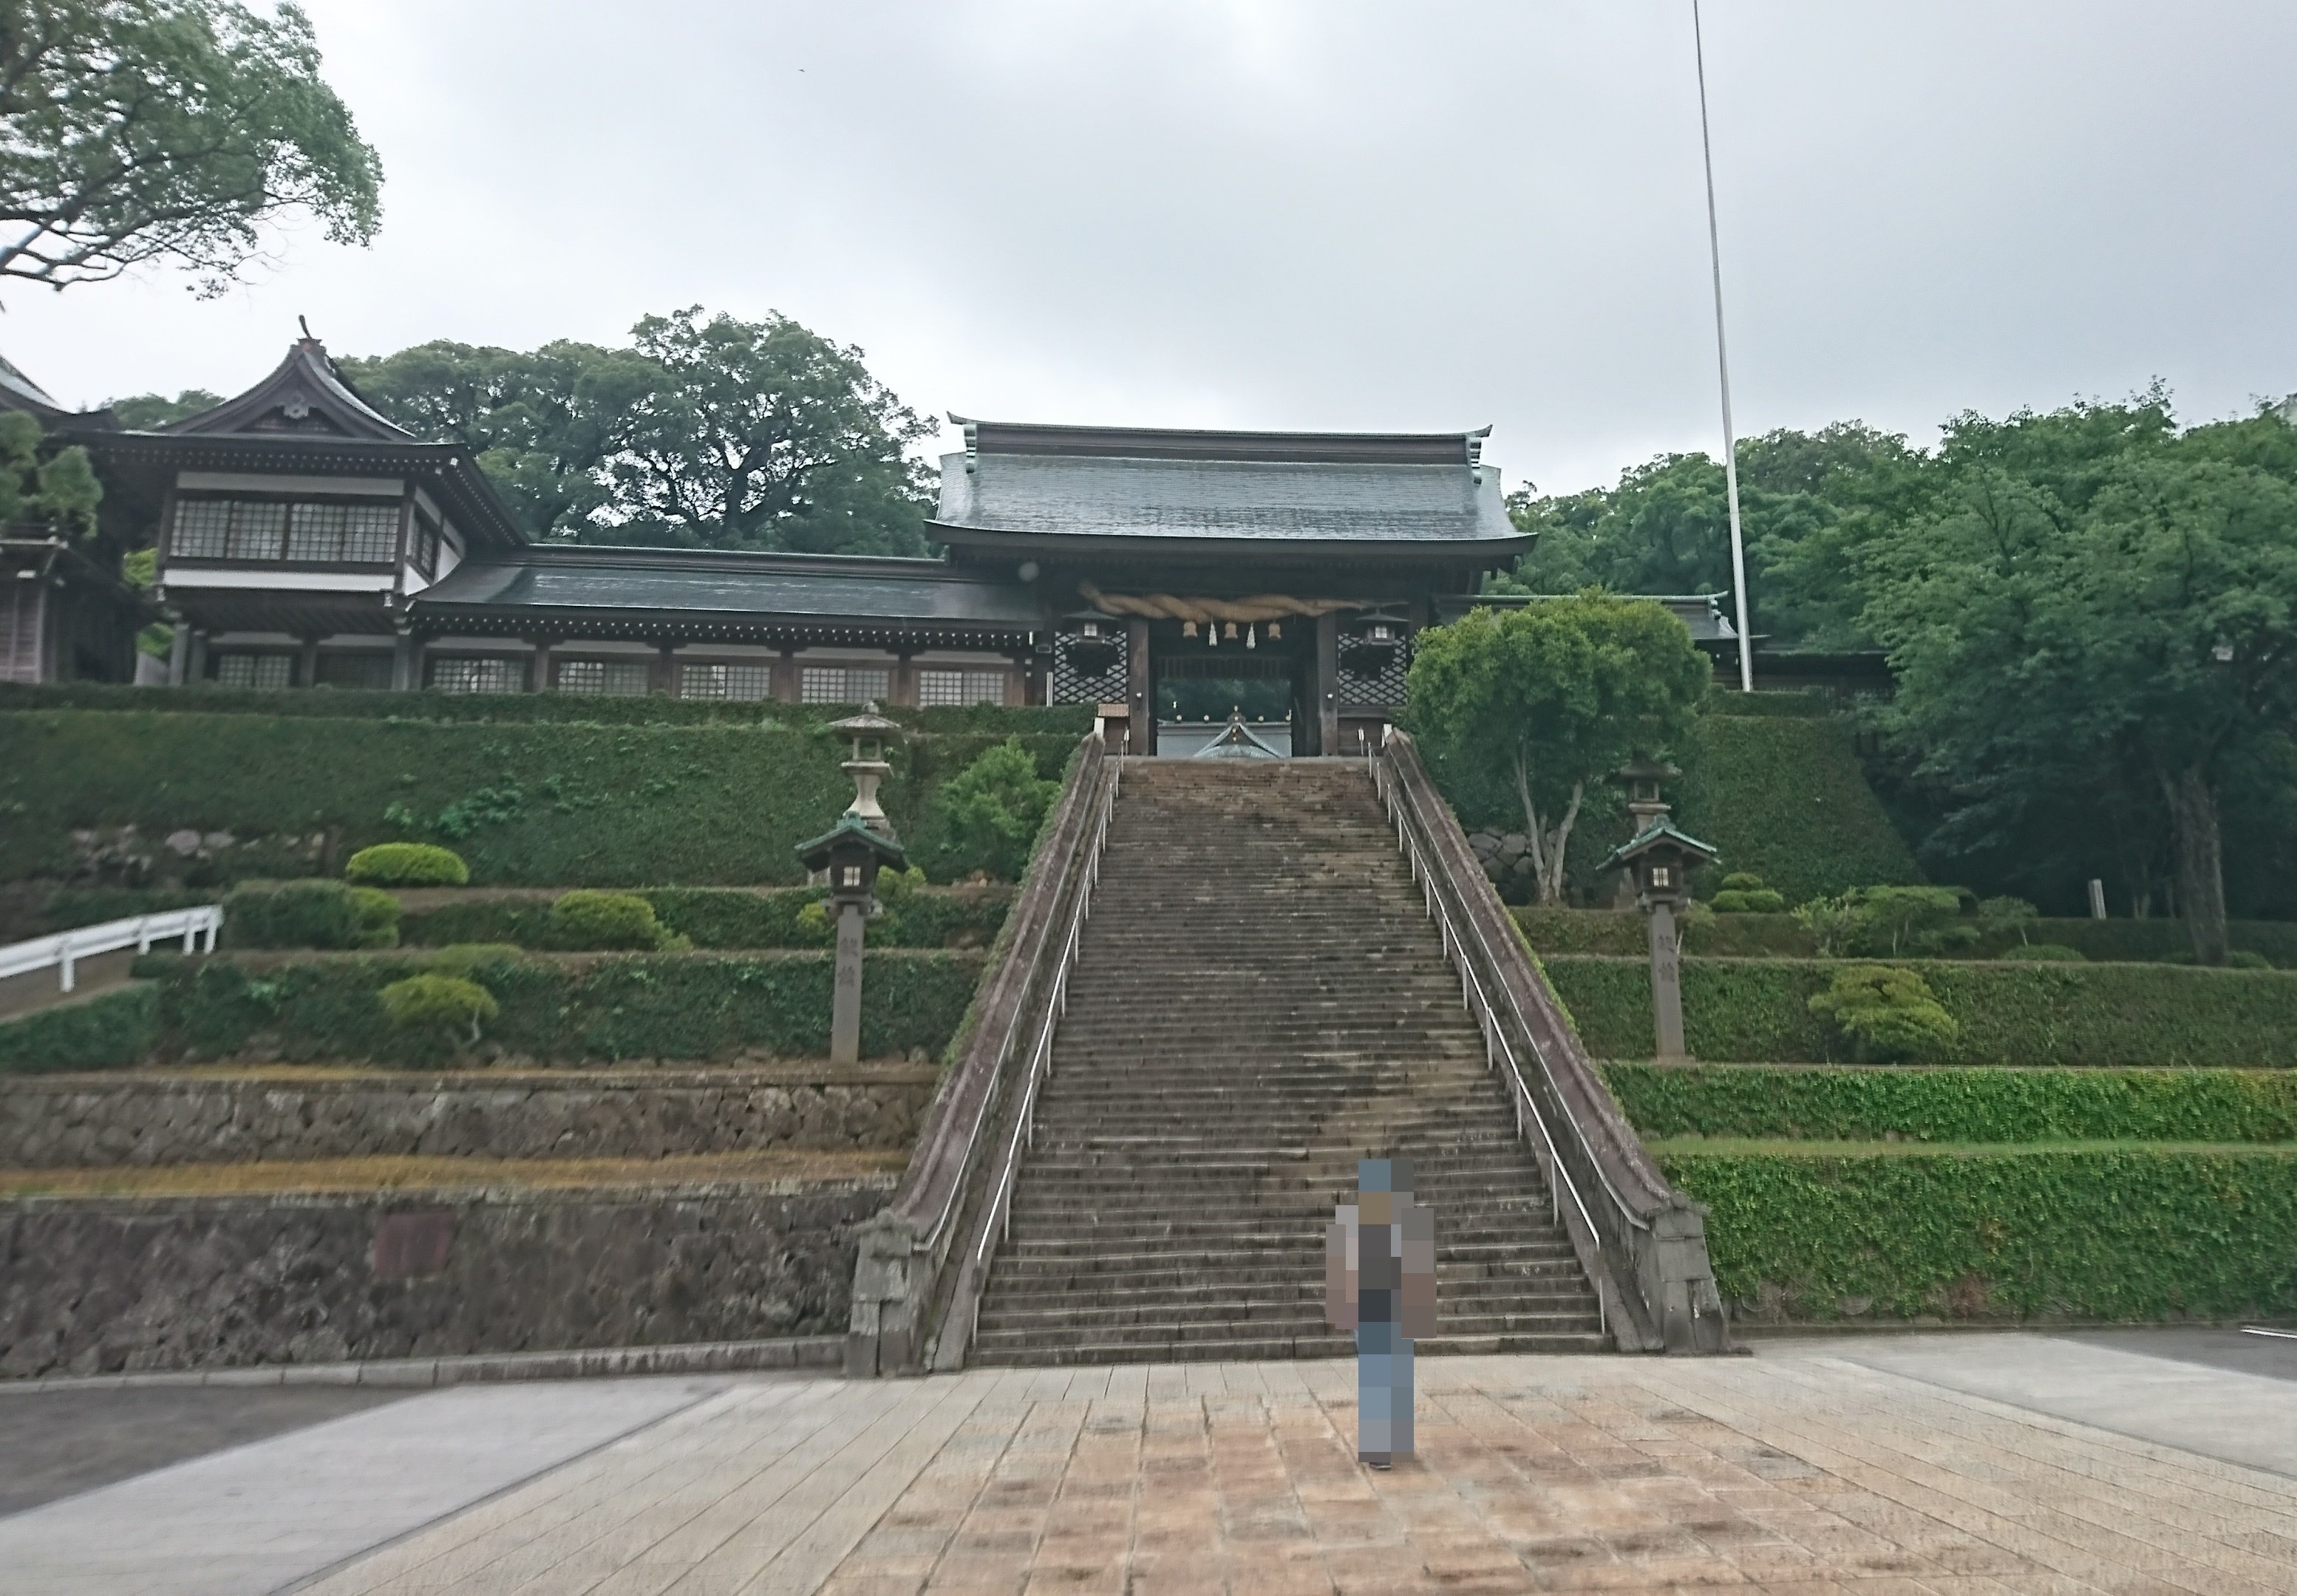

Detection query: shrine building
xmin=9 ymin=335 xmax=1779 ymax=745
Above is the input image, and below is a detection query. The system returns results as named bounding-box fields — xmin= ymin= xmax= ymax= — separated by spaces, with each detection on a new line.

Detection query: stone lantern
xmin=1601 ymin=762 xmax=1718 ymax=1061
xmin=795 ymin=814 xmax=909 ymax=1066
xmin=827 ymin=704 xmax=902 ymax=839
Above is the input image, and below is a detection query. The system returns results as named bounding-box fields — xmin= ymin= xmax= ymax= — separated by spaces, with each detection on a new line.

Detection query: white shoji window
xmin=174 ymin=497 xmax=394 ymax=563
xmin=213 ymin=653 xmax=293 ymax=690
xmin=557 ymin=659 xmax=650 ymax=696
xmin=799 ymin=665 xmax=891 ymax=704
xmin=679 ymin=662 xmax=773 ymax=700
xmin=917 ymin=669 xmax=1007 ymax=707
xmin=428 ymin=656 xmax=525 ymax=694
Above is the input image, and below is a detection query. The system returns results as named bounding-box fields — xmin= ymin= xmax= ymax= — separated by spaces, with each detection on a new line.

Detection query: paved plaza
xmin=3 ymin=1334 xmax=2295 ymax=1594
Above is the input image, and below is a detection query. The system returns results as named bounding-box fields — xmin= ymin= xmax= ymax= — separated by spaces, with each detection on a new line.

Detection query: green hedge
xmin=1606 ymin=1063 xmax=2297 ymax=1144
xmin=1700 ymin=690 xmax=1834 ymax=719
xmin=0 ymin=983 xmax=160 ymax=1074
xmin=1515 ymin=908 xmax=2297 ymax=966
xmin=1545 ymin=955 xmax=2297 ymax=1066
xmin=0 ymin=709 xmax=1075 ymax=887
xmin=0 ymin=681 xmax=1092 ymax=735
xmin=1516 ymin=907 xmax=1813 ymax=958
xmin=139 ymin=950 xmax=981 ymax=1065
xmin=396 ymin=885 xmax=1010 ymax=949
xmin=1660 ymin=1142 xmax=2297 ymax=1323
xmin=1671 ymin=715 xmax=1922 ymax=903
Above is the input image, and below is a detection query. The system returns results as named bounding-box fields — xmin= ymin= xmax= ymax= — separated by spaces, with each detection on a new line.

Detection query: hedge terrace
xmin=0 ymin=984 xmax=159 ymax=1074
xmin=1605 ymin=1063 xmax=2297 ymax=1145
xmin=386 ymin=885 xmax=1010 ymax=951
xmin=1545 ymin=955 xmax=2297 ymax=1066
xmin=0 ymin=682 xmax=1093 ymax=734
xmin=1658 ymin=1141 xmax=2297 ymax=1323
xmin=139 ymin=949 xmax=981 ymax=1065
xmin=0 ymin=709 xmax=1076 ymax=887
xmin=1517 ymin=907 xmax=2297 ymax=965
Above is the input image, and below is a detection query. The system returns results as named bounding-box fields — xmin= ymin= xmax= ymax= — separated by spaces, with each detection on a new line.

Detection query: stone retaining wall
xmin=0 ymin=1178 xmax=889 ymax=1379
xmin=0 ymin=1065 xmax=937 ymax=1167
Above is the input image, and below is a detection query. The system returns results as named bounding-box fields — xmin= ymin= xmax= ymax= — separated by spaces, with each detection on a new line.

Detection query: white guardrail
xmin=0 ymin=907 xmax=222 ymax=994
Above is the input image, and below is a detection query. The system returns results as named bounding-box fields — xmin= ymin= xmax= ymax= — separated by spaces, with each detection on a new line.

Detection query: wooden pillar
xmin=1126 ymin=618 xmax=1152 ymax=756
xmin=296 ymin=633 xmax=321 ymax=689
xmin=390 ymin=628 xmax=419 ymax=692
xmin=772 ymin=647 xmax=799 ymax=703
xmin=892 ymin=649 xmax=919 ymax=709
xmin=1311 ymin=613 xmax=1341 ymax=757
xmin=186 ymin=629 xmax=208 ymax=686
xmin=529 ymin=636 xmax=556 ymax=694
xmin=651 ymin=641 xmax=677 ymax=696
xmin=166 ymin=621 xmax=188 ymax=687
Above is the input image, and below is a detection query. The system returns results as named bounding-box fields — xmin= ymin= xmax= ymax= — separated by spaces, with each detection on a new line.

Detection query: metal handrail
xmin=913 ymin=741 xmax=1113 ymax=1259
xmin=972 ymin=756 xmax=1120 ymax=1272
xmin=1372 ymin=749 xmax=1652 ymax=1238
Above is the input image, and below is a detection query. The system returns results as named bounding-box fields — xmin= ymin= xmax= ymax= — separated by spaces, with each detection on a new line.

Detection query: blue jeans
xmin=1355 ymin=1319 xmax=1415 ymax=1457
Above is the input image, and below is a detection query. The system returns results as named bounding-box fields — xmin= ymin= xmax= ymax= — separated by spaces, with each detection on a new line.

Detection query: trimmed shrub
xmin=0 ymin=709 xmax=1075 ymax=886
xmin=1711 ymin=888 xmax=1787 ymax=914
xmin=1669 ymin=715 xmax=1922 ymax=903
xmin=1657 ymin=1142 xmax=2297 ymax=1323
xmin=346 ymin=842 xmax=469 ymax=887
xmin=141 ymin=949 xmax=983 ymax=1065
xmin=1808 ymin=965 xmax=1958 ymax=1063
xmin=1603 ymin=1063 xmax=2297 ymax=1145
xmin=1540 ymin=955 xmax=2297 ymax=1066
xmin=0 ymin=983 xmax=158 ymax=1074
xmin=1999 ymin=944 xmax=2085 ymax=963
xmin=541 ymin=890 xmax=678 ymax=951
xmin=1701 ymin=690 xmax=1831 ymax=719
xmin=223 ymin=879 xmax=400 ymax=949
xmin=378 ymin=973 xmax=497 ymax=1048
xmin=423 ymin=943 xmax=528 ymax=983
xmin=2230 ymin=949 xmax=2273 ymax=971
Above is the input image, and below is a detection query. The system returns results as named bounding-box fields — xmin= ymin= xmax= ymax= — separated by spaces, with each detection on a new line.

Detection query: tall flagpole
xmin=1693 ymin=0 xmax=1755 ymax=693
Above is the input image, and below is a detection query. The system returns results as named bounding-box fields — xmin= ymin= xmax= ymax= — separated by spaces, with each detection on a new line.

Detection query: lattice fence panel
xmin=1338 ymin=637 xmax=1412 ymax=710
xmin=1051 ymin=636 xmax=1127 ymax=705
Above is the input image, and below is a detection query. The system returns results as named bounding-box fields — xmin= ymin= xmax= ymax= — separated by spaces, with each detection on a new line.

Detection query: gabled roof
xmin=930 ymin=420 xmax=1529 ymax=562
xmin=0 ymin=352 xmax=115 ymax=428
xmin=1602 ymin=819 xmax=1721 ymax=873
xmin=161 ymin=337 xmax=412 ymax=440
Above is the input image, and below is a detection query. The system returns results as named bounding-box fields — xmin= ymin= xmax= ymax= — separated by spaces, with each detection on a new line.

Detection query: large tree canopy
xmin=1406 ymin=595 xmax=1709 ymax=904
xmin=335 ymin=309 xmax=935 ymax=556
xmin=0 ymin=1 xmax=381 ymax=294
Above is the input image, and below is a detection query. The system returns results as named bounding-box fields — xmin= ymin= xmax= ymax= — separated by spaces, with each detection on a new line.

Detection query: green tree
xmin=0 ymin=409 xmax=98 ymax=534
xmin=0 ymin=2 xmax=381 ymax=295
xmin=106 ymin=388 xmax=221 ymax=428
xmin=1864 ymin=451 xmax=2297 ymax=965
xmin=1405 ymin=594 xmax=1709 ymax=904
xmin=338 ymin=310 xmax=934 ymax=554
xmin=936 ymin=738 xmax=1060 ymax=882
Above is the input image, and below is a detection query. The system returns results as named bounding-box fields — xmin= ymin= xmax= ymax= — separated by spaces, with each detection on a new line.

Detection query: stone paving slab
xmin=15 ymin=1343 xmax=2297 ymax=1594
xmin=302 ymin=1348 xmax=2297 ymax=1594
xmin=0 ymin=1376 xmax=723 ymax=1596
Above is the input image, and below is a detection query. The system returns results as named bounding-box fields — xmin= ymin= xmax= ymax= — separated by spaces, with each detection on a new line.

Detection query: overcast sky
xmin=6 ymin=1 xmax=2294 ymax=495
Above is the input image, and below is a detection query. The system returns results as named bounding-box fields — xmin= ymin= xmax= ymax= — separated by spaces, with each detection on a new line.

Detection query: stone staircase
xmin=971 ymin=758 xmax=1607 ymax=1366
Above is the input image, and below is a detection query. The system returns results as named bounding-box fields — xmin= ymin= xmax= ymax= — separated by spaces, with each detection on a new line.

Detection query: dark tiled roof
xmin=933 ymin=421 xmax=1522 ymax=548
xmin=163 ymin=338 xmax=412 ymax=441
xmin=415 ymin=547 xmax=1044 ymax=628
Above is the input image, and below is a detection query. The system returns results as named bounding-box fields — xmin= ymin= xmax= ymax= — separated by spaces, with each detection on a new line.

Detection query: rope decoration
xmin=1074 ymin=580 xmax=1369 ymax=627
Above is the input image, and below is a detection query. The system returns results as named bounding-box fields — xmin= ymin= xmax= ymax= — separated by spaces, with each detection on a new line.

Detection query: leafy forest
xmin=1500 ymin=390 xmax=2297 ymax=934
